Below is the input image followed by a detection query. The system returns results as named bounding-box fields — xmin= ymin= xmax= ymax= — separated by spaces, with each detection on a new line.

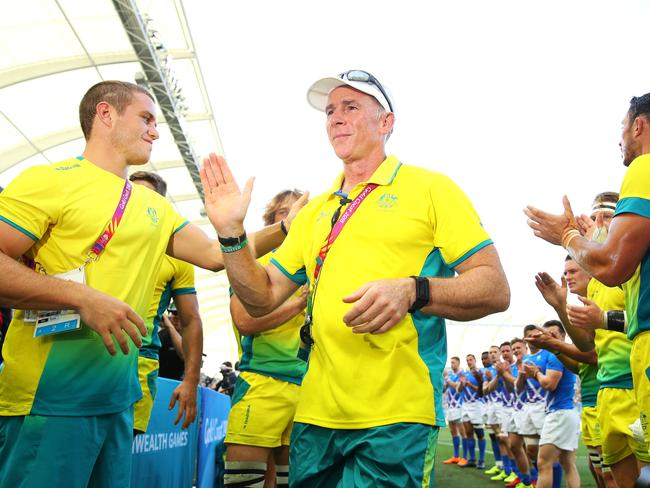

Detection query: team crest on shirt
xmin=316 ymin=210 xmax=332 ymax=222
xmin=147 ymin=207 xmax=159 ymax=224
xmin=376 ymin=193 xmax=398 ymax=209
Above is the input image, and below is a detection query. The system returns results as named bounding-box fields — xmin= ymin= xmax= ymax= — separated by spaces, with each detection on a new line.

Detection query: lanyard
xmin=313 ymin=183 xmax=378 ymax=283
xmin=302 ymin=183 xmax=378 ymax=342
xmin=86 ymin=179 xmax=132 ymax=263
xmin=21 ymin=179 xmax=133 ymax=272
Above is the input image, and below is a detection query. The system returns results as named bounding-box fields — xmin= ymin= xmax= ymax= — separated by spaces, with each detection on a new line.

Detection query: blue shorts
xmin=0 ymin=407 xmax=133 ymax=488
xmin=289 ymin=422 xmax=439 ymax=487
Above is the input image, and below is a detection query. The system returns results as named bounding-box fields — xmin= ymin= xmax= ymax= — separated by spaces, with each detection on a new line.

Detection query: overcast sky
xmin=182 ymin=0 xmax=649 ymax=333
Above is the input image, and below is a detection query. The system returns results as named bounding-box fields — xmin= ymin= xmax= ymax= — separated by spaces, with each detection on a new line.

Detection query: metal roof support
xmin=111 ymin=0 xmax=204 ymax=201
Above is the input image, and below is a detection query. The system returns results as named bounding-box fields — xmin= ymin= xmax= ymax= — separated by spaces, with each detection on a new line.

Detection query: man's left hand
xmin=567 ymin=296 xmax=605 ymax=330
xmin=168 ymin=379 xmax=198 ymax=429
xmin=341 ymin=278 xmax=416 ymax=334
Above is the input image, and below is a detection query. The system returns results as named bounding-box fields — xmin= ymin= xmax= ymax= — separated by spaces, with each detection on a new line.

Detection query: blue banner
xmin=197 ymin=387 xmax=231 ymax=488
xmin=131 ymin=378 xmax=200 ymax=488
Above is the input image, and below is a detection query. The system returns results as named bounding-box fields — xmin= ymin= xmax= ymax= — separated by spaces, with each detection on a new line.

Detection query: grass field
xmin=434 ymin=428 xmax=597 ymax=487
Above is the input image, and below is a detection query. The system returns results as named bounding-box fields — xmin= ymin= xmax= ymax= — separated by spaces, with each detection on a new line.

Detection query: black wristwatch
xmin=408 ymin=276 xmax=430 ymax=313
xmin=217 ymin=231 xmax=247 ymax=247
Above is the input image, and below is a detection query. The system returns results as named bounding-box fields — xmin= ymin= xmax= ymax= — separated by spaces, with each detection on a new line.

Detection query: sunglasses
xmin=339 ymin=70 xmax=394 ymax=113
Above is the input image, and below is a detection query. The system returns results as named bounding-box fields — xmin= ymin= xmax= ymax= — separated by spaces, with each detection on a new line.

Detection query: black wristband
xmin=408 ymin=276 xmax=430 ymax=313
xmin=280 ymin=220 xmax=288 ymax=235
xmin=217 ymin=231 xmax=247 ymax=247
xmin=606 ymin=310 xmax=626 ymax=333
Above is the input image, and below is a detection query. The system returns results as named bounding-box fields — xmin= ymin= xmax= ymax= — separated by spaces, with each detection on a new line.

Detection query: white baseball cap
xmin=307 ymin=70 xmax=394 ymax=113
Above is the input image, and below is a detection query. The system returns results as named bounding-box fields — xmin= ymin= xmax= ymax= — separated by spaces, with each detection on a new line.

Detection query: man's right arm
xmin=198 ymin=153 xmax=303 ymax=316
xmin=0 ymin=221 xmax=146 ymax=355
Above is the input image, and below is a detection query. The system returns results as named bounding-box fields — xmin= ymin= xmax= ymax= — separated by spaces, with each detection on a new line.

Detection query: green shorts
xmin=0 ymin=407 xmax=133 ymax=488
xmin=289 ymin=422 xmax=439 ymax=487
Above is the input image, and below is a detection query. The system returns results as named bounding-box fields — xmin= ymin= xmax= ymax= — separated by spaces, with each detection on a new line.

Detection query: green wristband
xmin=220 ymin=238 xmax=248 ymax=253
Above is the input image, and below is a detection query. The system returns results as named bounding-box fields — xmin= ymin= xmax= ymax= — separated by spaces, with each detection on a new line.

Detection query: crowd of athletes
xmin=441 ymin=191 xmax=650 ymax=488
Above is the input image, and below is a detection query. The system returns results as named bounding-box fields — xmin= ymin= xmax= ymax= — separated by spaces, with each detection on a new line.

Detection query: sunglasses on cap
xmin=338 ymin=70 xmax=394 ymax=113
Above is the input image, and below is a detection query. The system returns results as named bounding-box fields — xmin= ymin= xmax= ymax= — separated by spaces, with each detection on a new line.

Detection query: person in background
xmin=130 ymin=170 xmax=203 ymax=434
xmin=225 ymin=189 xmax=307 ymax=488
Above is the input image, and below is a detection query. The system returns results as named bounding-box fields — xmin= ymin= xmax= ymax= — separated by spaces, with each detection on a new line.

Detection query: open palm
xmin=199 ymin=153 xmax=254 ymax=236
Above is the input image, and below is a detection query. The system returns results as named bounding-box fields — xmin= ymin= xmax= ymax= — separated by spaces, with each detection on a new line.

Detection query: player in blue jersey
xmin=459 ymin=354 xmax=486 ymax=468
xmin=487 ymin=342 xmax=522 ymax=481
xmin=481 ymin=349 xmax=502 ymax=472
xmin=523 ymin=321 xmax=580 ymax=488
xmin=521 ymin=325 xmax=551 ymax=456
xmin=443 ymin=356 xmax=467 ymax=464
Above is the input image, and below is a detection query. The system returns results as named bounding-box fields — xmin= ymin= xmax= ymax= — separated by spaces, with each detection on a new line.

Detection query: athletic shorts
xmin=521 ymin=402 xmax=546 ymax=436
xmin=597 ymin=387 xmax=650 ymax=466
xmin=289 ymin=422 xmax=438 ymax=487
xmin=0 ymin=407 xmax=133 ymax=488
xmin=539 ymin=408 xmax=580 ymax=451
xmin=133 ymin=356 xmax=159 ymax=434
xmin=508 ymin=409 xmax=526 ymax=436
xmin=225 ymin=371 xmax=300 ymax=448
xmin=581 ymin=405 xmax=601 ymax=447
xmin=499 ymin=406 xmax=513 ymax=435
xmin=486 ymin=402 xmax=501 ymax=425
xmin=631 ymin=331 xmax=650 ymax=444
xmin=445 ymin=406 xmax=463 ymax=423
xmin=461 ymin=401 xmax=486 ymax=426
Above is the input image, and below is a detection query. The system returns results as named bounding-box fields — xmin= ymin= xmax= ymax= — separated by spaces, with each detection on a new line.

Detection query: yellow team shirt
xmin=140 ymin=256 xmax=196 ymax=358
xmin=233 ymin=251 xmax=307 ymax=384
xmin=271 ymin=155 xmax=492 ymax=429
xmin=613 ymin=153 xmax=650 ymax=340
xmin=588 ymin=279 xmax=633 ymax=389
xmin=0 ymin=157 xmax=187 ymax=416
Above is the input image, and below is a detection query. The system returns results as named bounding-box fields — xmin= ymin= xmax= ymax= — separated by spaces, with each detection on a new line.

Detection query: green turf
xmin=434 ymin=428 xmax=597 ymax=487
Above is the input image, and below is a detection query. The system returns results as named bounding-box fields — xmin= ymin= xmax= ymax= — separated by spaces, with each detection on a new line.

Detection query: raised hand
xmin=284 ymin=192 xmax=309 ymax=231
xmin=341 ymin=278 xmax=415 ymax=335
xmin=77 ymin=288 xmax=147 ymax=355
xmin=524 ymin=326 xmax=554 ymax=349
xmin=576 ymin=214 xmax=597 ymax=239
xmin=522 ymin=362 xmax=538 ymax=377
xmin=524 ymin=195 xmax=579 ymax=246
xmin=534 ymin=272 xmax=567 ymax=310
xmin=199 ymin=153 xmax=254 ymax=236
xmin=567 ymin=296 xmax=605 ymax=330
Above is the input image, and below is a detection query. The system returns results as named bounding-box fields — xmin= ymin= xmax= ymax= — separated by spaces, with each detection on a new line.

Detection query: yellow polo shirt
xmin=271 ymin=154 xmax=492 ymax=429
xmin=0 ymin=157 xmax=187 ymax=416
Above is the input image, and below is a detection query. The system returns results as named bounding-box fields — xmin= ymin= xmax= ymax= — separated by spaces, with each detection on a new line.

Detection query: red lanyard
xmin=307 ymin=183 xmax=378 ymax=317
xmin=22 ymin=179 xmax=133 ymax=272
xmin=314 ymin=183 xmax=378 ymax=281
xmin=87 ymin=179 xmax=133 ymax=261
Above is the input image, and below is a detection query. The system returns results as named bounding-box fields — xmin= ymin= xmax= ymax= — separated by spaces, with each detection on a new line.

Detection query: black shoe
xmin=460 ymin=460 xmax=477 ymax=468
xmin=476 ymin=461 xmax=485 ymax=470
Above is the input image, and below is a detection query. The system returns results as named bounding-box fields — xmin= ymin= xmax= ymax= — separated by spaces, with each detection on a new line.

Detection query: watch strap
xmin=217 ymin=231 xmax=247 ymax=247
xmin=408 ymin=276 xmax=430 ymax=313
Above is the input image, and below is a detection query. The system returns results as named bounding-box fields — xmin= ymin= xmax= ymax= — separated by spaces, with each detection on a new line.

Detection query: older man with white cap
xmin=199 ymin=69 xmax=510 ymax=486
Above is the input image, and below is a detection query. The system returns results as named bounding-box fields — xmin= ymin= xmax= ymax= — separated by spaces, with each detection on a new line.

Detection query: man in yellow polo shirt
xmin=525 ymin=93 xmax=650 ymax=487
xmin=199 ymin=70 xmax=510 ymax=486
xmin=0 ymin=80 xmax=293 ymax=487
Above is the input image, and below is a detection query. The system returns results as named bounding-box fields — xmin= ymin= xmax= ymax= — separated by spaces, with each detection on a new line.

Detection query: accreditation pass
xmin=32 ymin=267 xmax=85 ymax=338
